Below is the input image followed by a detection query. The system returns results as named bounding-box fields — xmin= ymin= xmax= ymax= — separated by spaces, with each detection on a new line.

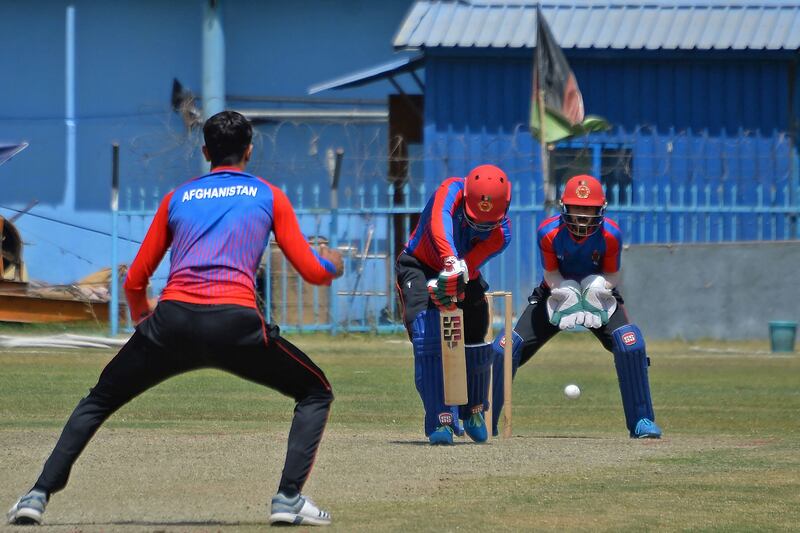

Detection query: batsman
xmin=396 ymin=164 xmax=512 ymax=445
xmin=491 ymin=174 xmax=662 ymax=439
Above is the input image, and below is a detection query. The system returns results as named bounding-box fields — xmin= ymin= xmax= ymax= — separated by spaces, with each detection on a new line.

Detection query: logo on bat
xmin=442 ymin=315 xmax=463 ymax=349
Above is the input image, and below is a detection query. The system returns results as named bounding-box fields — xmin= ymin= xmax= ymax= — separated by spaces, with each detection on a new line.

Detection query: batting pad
xmin=490 ymin=329 xmax=522 ymax=436
xmin=458 ymin=343 xmax=493 ymax=420
xmin=612 ymin=324 xmax=656 ymax=434
xmin=411 ymin=309 xmax=459 ymax=436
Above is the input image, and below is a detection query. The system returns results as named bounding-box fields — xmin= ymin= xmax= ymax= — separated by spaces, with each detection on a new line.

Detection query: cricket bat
xmin=440 ymin=307 xmax=468 ymax=405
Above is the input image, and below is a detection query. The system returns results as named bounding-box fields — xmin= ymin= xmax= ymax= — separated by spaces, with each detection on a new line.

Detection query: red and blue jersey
xmin=124 ymin=167 xmax=337 ymax=321
xmin=403 ymin=177 xmax=511 ymax=279
xmin=537 ymin=215 xmax=622 ymax=281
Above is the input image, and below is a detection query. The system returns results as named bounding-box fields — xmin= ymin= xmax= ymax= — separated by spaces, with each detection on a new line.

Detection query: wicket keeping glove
xmin=427 ymin=279 xmax=456 ymax=311
xmin=546 ymin=280 xmax=584 ymax=330
xmin=580 ymin=275 xmax=617 ymax=328
xmin=436 ymin=256 xmax=468 ymax=302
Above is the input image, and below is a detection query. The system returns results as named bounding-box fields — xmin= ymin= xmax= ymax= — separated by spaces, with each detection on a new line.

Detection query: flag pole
xmin=536 ymin=5 xmax=554 ymax=211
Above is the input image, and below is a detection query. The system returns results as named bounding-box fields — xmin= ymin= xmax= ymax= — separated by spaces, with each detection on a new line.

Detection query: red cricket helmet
xmin=560 ymin=174 xmax=607 ymax=237
xmin=463 ymin=164 xmax=511 ymax=231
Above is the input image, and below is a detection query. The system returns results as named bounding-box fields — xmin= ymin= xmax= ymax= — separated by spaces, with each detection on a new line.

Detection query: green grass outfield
xmin=1 ymin=331 xmax=798 ymax=531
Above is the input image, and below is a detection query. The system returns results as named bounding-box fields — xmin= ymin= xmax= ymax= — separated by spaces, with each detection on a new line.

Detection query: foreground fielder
xmin=396 ymin=164 xmax=512 ymax=445
xmin=491 ymin=174 xmax=662 ymax=439
xmin=8 ymin=111 xmax=343 ymax=527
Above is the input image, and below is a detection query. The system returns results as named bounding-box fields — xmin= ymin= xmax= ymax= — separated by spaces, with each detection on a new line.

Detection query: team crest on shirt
xmin=576 ymin=181 xmax=591 ymax=199
xmin=478 ymin=195 xmax=493 ymax=212
xmin=592 ymin=250 xmax=601 ymax=265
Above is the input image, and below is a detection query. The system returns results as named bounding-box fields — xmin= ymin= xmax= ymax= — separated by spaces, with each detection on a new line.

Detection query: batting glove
xmin=427 ymin=279 xmax=457 ymax=311
xmin=436 ymin=256 xmax=468 ymax=301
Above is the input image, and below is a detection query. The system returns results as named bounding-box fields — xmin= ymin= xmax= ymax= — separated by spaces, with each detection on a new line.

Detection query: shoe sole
xmin=269 ymin=512 xmax=331 ymax=526
xmin=8 ymin=508 xmax=43 ymax=525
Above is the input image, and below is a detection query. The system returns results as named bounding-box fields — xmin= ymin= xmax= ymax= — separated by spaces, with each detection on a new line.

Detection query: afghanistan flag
xmin=0 ymin=143 xmax=28 ymax=167
xmin=530 ymin=8 xmax=609 ymax=143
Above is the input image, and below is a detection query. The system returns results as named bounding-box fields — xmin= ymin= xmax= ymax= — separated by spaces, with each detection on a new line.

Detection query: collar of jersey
xmin=210 ymin=165 xmax=249 ymax=175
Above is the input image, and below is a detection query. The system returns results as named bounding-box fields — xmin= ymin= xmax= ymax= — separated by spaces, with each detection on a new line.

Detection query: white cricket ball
xmin=564 ymin=384 xmax=581 ymax=399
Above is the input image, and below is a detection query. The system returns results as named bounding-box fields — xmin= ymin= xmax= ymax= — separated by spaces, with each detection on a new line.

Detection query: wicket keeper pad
xmin=612 ymin=324 xmax=656 ymax=435
xmin=458 ymin=343 xmax=493 ymax=420
xmin=412 ymin=309 xmax=459 ymax=436
xmin=490 ymin=328 xmax=522 ymax=436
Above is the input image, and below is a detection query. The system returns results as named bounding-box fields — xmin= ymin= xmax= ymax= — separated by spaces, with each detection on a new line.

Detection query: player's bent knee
xmin=611 ymin=324 xmax=647 ymax=356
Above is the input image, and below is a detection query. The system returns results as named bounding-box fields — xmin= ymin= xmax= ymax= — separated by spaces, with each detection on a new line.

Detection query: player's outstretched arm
xmin=270 ymin=185 xmax=342 ymax=285
xmin=123 ymin=192 xmax=174 ymax=323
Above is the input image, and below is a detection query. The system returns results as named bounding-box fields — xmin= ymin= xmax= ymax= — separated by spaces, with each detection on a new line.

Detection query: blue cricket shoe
xmin=7 ymin=489 xmax=48 ymax=525
xmin=633 ymin=418 xmax=662 ymax=439
xmin=464 ymin=412 xmax=488 ymax=443
xmin=429 ymin=425 xmax=454 ymax=445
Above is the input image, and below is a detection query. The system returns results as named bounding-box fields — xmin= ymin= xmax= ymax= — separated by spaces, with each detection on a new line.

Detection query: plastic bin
xmin=769 ymin=321 xmax=797 ymax=353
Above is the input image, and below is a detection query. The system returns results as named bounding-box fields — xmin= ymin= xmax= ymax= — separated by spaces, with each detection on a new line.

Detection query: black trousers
xmin=515 ymin=283 xmax=630 ymax=367
xmin=34 ymin=301 xmax=333 ymax=498
xmin=395 ymin=252 xmax=489 ymax=344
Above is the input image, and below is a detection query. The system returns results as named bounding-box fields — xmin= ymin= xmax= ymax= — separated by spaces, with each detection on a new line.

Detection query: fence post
xmin=110 ymin=143 xmax=119 ymax=337
xmin=329 ymin=149 xmax=343 ymax=335
xmin=792 ymin=147 xmax=799 ymax=239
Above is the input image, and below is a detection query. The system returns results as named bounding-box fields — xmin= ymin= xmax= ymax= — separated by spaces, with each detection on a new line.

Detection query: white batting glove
xmin=580 ymin=275 xmax=617 ymax=327
xmin=546 ymin=280 xmax=583 ymax=327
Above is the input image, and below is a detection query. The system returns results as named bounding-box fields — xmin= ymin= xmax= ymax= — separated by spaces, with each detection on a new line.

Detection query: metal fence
xmin=110 ymin=176 xmax=800 ymax=336
xmin=105 ymin=119 xmax=800 ymax=335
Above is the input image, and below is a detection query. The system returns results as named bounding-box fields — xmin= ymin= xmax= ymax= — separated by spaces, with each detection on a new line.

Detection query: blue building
xmin=306 ymin=0 xmax=800 ymax=321
xmin=0 ymin=0 xmax=413 ymax=284
xmin=381 ymin=1 xmax=800 ymax=222
xmin=3 ymin=0 xmax=800 ymax=332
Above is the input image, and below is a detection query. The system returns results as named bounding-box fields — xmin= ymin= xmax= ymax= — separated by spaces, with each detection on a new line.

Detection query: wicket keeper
xmin=8 ymin=111 xmax=343 ymax=527
xmin=396 ymin=164 xmax=512 ymax=445
xmin=491 ymin=174 xmax=662 ymax=439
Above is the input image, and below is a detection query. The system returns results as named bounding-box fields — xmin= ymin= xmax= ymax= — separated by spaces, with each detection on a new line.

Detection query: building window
xmin=550 ymin=143 xmax=633 ymax=204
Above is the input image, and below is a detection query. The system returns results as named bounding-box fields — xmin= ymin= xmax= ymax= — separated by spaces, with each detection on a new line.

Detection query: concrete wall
xmin=620 ymin=241 xmax=800 ymax=340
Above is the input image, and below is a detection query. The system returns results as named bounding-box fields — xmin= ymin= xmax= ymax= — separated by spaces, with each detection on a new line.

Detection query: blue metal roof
xmin=308 ymin=54 xmax=425 ymax=94
xmin=393 ymin=1 xmax=800 ymax=50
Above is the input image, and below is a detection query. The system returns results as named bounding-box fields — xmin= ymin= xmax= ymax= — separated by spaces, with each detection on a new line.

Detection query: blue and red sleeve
xmin=123 ymin=191 xmax=174 ymax=322
xmin=537 ymin=216 xmax=561 ymax=271
xmin=267 ymin=183 xmax=337 ymax=285
xmin=463 ymin=217 xmax=512 ymax=278
xmin=601 ymin=219 xmax=623 ymax=273
xmin=430 ymin=178 xmax=463 ymax=261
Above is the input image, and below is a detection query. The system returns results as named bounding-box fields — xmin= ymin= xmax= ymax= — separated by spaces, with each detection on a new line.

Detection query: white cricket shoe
xmin=269 ymin=492 xmax=331 ymax=526
xmin=7 ymin=489 xmax=47 ymax=525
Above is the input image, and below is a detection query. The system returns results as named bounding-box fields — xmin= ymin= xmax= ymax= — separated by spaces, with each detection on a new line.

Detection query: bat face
xmin=440 ymin=308 xmax=467 ymax=406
